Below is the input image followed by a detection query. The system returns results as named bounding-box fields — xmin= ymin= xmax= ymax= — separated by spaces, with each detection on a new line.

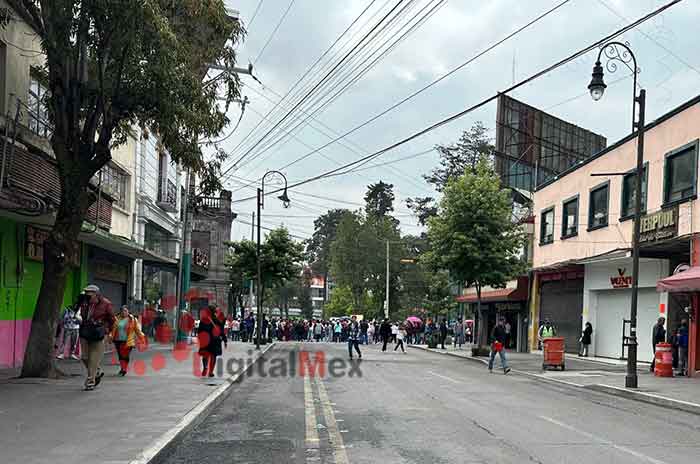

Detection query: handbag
xmin=493 ymin=341 xmax=503 ymax=352
xmin=79 ymin=305 xmax=105 ymax=341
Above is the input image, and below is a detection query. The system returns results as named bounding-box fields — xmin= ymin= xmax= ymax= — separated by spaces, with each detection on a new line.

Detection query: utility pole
xmin=174 ymin=169 xmax=192 ymax=342
xmin=385 ymin=240 xmax=390 ymax=320
xmin=248 ymin=212 xmax=254 ymax=319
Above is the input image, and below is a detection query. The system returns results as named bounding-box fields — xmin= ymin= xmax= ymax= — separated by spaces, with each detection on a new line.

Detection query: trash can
xmin=654 ymin=342 xmax=673 ymax=377
xmin=427 ymin=333 xmax=439 ymax=348
xmin=542 ymin=337 xmax=565 ymax=371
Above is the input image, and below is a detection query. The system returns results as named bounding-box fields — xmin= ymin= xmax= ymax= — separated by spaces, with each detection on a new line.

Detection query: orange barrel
xmin=654 ymin=342 xmax=673 ymax=377
xmin=543 ymin=337 xmax=565 ymax=367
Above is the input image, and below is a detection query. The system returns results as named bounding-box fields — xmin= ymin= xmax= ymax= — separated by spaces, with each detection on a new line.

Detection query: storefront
xmin=583 ymin=258 xmax=669 ymax=362
xmin=87 ymin=245 xmax=131 ymax=309
xmin=536 ymin=266 xmax=584 ymax=353
xmin=456 ymin=277 xmax=529 ymax=352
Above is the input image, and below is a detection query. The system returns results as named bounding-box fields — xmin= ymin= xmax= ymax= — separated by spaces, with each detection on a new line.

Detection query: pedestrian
xmin=650 ymin=317 xmax=666 ymax=372
xmin=439 ymin=318 xmax=448 ymax=349
xmin=334 ymin=320 xmax=342 ymax=342
xmin=504 ymin=320 xmax=512 ymax=349
xmin=380 ymin=318 xmax=391 ymax=351
xmin=360 ymin=318 xmax=369 ymax=344
xmin=678 ymin=318 xmax=689 ymax=376
xmin=538 ymin=319 xmax=556 ymax=349
xmin=579 ymin=322 xmax=593 ymax=357
xmin=231 ymin=318 xmax=240 ymax=341
xmin=197 ymin=307 xmax=227 ymax=377
xmin=314 ymin=319 xmax=323 ymax=342
xmin=367 ymin=321 xmax=375 ymax=344
xmin=57 ymin=299 xmax=83 ymax=360
xmin=488 ymin=318 xmax=511 ymax=374
xmin=452 ymin=319 xmax=465 ymax=350
xmin=465 ymin=323 xmax=472 ymax=344
xmin=348 ymin=315 xmax=362 ymax=359
xmin=111 ymin=305 xmax=145 ymax=376
xmin=78 ymin=285 xmax=115 ymax=391
xmin=394 ymin=324 xmax=406 ymax=353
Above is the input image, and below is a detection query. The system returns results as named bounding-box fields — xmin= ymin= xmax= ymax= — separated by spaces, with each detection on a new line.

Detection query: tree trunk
xmin=20 ymin=184 xmax=89 ymax=378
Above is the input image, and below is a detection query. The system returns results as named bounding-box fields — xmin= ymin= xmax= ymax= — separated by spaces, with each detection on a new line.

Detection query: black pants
xmin=440 ymin=333 xmax=447 ymax=349
xmin=394 ymin=339 xmax=405 ymax=352
xmin=348 ymin=339 xmax=361 ymax=358
xmin=382 ymin=336 xmax=389 ymax=351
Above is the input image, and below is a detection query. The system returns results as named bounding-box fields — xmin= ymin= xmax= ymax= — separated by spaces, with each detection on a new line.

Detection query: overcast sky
xmin=218 ymin=0 xmax=700 ymax=242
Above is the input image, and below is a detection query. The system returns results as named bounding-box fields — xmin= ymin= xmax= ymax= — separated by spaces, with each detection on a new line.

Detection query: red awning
xmin=657 ymin=266 xmax=700 ymax=293
xmin=455 ymin=277 xmax=529 ymax=303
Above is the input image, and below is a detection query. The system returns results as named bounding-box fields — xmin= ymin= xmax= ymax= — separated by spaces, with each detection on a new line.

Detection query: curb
xmin=129 ymin=342 xmax=277 ymax=464
xmin=585 ymin=383 xmax=700 ymax=416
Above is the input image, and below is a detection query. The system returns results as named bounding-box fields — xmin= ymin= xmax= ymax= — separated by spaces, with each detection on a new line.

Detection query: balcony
xmin=157 ymin=179 xmax=178 ymax=213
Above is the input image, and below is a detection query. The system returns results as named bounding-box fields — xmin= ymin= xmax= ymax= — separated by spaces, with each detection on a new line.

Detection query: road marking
xmin=316 ymin=377 xmax=350 ymax=464
xmin=539 ymin=416 xmax=668 ymax=464
xmin=304 ymin=375 xmax=320 ymax=447
xmin=428 ymin=370 xmax=460 ymax=383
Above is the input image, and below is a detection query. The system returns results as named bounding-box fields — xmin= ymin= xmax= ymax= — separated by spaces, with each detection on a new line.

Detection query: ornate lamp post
xmin=256 ymin=171 xmax=290 ymax=349
xmin=588 ymin=41 xmax=645 ymax=388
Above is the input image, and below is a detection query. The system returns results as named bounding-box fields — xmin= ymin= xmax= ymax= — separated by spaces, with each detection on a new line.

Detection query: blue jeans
xmin=488 ymin=348 xmax=508 ymax=370
xmin=360 ymin=333 xmax=368 ymax=345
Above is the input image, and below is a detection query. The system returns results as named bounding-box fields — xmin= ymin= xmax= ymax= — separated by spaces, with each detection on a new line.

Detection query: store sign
xmin=610 ymin=268 xmax=632 ymax=289
xmin=639 ymin=207 xmax=678 ymax=244
xmin=494 ymin=302 xmax=521 ymax=312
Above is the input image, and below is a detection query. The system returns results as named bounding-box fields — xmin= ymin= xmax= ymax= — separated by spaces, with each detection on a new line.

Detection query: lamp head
xmin=278 ymin=188 xmax=291 ymax=209
xmin=588 ymin=61 xmax=606 ymax=101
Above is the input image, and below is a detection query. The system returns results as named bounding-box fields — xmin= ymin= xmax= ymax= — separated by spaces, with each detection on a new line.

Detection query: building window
xmin=28 ymin=75 xmax=50 ymax=138
xmin=561 ymin=196 xmax=578 ymax=238
xmin=588 ymin=182 xmax=609 ymax=230
xmin=664 ymin=141 xmax=698 ymax=205
xmin=540 ymin=207 xmax=554 ymax=245
xmin=621 ymin=165 xmax=648 ymax=219
xmin=99 ymin=163 xmax=128 ymax=209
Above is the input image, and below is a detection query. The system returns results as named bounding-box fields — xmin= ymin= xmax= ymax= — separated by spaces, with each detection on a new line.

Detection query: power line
xmin=253 ymin=0 xmax=296 ymax=65
xmin=227 ymin=0 xmax=407 ymax=169
xmin=245 ymin=0 xmax=574 ymax=177
xmin=230 ymin=0 xmax=684 ymax=204
xmin=246 ymin=0 xmax=265 ymax=33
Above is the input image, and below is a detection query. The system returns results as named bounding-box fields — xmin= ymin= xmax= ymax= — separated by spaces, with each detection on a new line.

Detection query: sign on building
xmin=639 ymin=206 xmax=678 ymax=244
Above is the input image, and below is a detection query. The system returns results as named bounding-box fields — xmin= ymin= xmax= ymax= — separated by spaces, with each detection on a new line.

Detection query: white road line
xmin=316 ymin=377 xmax=350 ymax=464
xmin=427 ymin=370 xmax=460 ymax=384
xmin=539 ymin=416 xmax=668 ymax=464
xmin=304 ymin=375 xmax=320 ymax=447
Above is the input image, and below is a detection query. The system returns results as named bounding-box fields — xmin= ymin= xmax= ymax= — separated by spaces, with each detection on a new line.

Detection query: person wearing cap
xmin=79 ymin=284 xmax=115 ymax=390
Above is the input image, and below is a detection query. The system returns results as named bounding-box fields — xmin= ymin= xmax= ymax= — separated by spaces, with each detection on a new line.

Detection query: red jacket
xmin=81 ymin=296 xmax=115 ymax=331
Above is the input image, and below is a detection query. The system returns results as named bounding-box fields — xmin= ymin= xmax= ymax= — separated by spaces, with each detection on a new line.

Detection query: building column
xmin=528 ymin=272 xmax=540 ymax=352
xmin=689 ymin=235 xmax=700 ymax=377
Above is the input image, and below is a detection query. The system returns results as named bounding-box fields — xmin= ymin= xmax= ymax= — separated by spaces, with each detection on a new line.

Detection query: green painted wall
xmin=0 ymin=218 xmax=84 ymax=321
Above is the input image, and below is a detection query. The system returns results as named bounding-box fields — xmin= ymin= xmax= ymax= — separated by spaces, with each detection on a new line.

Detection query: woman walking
xmin=579 ymin=322 xmax=593 ymax=357
xmin=197 ymin=307 xmax=227 ymax=377
xmin=111 ymin=306 xmax=145 ymax=376
xmin=394 ymin=324 xmax=406 ymax=353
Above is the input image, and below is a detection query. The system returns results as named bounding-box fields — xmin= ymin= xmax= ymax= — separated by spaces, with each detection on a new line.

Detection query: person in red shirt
xmin=79 ymin=285 xmax=114 ymax=390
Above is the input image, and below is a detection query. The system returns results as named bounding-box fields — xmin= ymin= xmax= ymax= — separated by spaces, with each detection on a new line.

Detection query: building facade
xmin=532 ymin=94 xmax=700 ymax=375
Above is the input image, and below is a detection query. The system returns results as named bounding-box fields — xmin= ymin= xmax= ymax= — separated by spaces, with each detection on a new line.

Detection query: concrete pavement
xmin=162 ymin=342 xmax=700 ymax=463
xmin=0 ymin=340 xmax=271 ymax=464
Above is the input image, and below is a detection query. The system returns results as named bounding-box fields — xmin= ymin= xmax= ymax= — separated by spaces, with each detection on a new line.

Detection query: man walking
xmin=452 ymin=319 xmax=465 ymax=350
xmin=650 ymin=317 xmax=666 ymax=372
xmin=678 ymin=318 xmax=689 ymax=376
xmin=360 ymin=318 xmax=369 ymax=345
xmin=79 ymin=285 xmax=114 ymax=390
xmin=348 ymin=315 xmax=362 ymax=359
xmin=380 ymin=318 xmax=391 ymax=352
xmin=439 ymin=318 xmax=448 ymax=349
xmin=488 ymin=318 xmax=511 ymax=374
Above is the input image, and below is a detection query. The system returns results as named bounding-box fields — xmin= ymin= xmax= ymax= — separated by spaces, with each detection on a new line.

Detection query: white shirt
xmin=391 ymin=324 xmax=399 ymax=335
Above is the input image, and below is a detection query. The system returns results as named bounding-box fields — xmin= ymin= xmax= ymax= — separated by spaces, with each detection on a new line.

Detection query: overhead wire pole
xmin=385 ymin=241 xmax=390 ymax=319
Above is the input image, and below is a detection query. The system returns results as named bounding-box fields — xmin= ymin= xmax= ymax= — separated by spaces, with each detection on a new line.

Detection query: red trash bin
xmin=543 ymin=337 xmax=566 ymax=371
xmin=654 ymin=343 xmax=673 ymax=377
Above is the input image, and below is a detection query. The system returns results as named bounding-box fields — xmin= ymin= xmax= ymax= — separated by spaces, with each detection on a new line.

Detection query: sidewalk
xmin=0 ymin=340 xmax=272 ymax=464
xmin=410 ymin=344 xmax=700 ymax=415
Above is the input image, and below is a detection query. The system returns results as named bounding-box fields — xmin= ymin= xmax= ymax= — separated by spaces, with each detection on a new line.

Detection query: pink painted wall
xmin=0 ymin=319 xmax=32 ymax=369
xmin=533 ymin=101 xmax=700 ymax=269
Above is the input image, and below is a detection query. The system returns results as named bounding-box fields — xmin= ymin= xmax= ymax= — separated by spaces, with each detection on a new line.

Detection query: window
xmin=588 ymin=182 xmax=609 ymax=230
xmin=99 ymin=163 xmax=128 ymax=209
xmin=540 ymin=207 xmax=554 ymax=245
xmin=664 ymin=141 xmax=698 ymax=205
xmin=28 ymin=75 xmax=50 ymax=138
xmin=621 ymin=165 xmax=648 ymax=219
xmin=561 ymin=196 xmax=578 ymax=238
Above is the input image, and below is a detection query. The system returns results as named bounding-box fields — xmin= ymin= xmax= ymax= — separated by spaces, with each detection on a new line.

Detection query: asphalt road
xmin=163 ymin=342 xmax=700 ymax=464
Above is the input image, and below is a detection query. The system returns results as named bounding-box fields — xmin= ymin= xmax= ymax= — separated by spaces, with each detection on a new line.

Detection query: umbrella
xmin=406 ymin=316 xmax=422 ymax=324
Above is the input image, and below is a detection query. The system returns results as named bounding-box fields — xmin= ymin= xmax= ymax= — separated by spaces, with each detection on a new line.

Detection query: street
xmin=163 ymin=342 xmax=700 ymax=464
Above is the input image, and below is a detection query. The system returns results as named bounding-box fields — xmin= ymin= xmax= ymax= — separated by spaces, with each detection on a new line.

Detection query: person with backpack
xmin=79 ymin=285 xmax=115 ymax=391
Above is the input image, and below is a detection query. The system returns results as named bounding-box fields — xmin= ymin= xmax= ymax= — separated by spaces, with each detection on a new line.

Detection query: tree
xmin=329 ymin=212 xmax=368 ymax=307
xmin=227 ymin=227 xmax=304 ymax=311
xmin=323 ymin=285 xmax=354 ymax=318
xmin=8 ymin=1 xmax=244 ymax=377
xmin=365 ymin=181 xmax=395 ymax=219
xmin=426 ymin=159 xmax=525 ymax=346
xmin=305 ymin=208 xmax=352 ymax=297
xmin=407 ymin=122 xmax=494 ymax=225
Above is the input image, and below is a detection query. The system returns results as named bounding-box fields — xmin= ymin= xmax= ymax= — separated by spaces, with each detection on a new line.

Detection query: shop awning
xmin=78 ymin=229 xmax=178 ymax=266
xmin=657 ymin=266 xmax=700 ymax=293
xmin=455 ymin=276 xmax=529 ymax=303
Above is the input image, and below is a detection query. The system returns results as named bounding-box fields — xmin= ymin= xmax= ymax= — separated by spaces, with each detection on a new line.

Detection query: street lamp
xmin=588 ymin=41 xmax=645 ymax=388
xmin=256 ymin=170 xmax=290 ymax=349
